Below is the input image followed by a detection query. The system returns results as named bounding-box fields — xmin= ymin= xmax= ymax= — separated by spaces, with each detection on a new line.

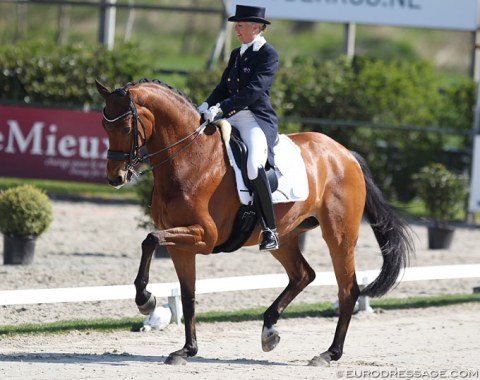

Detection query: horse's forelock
xmin=103 ymin=87 xmax=131 ymax=121
xmin=113 ymin=88 xmax=128 ymax=97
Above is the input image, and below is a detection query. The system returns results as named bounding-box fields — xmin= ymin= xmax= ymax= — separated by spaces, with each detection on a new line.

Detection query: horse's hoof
xmin=308 ymin=353 xmax=331 ymax=367
xmin=164 ymin=354 xmax=187 ymax=365
xmin=137 ymin=294 xmax=156 ymax=316
xmin=261 ymin=326 xmax=280 ymax=352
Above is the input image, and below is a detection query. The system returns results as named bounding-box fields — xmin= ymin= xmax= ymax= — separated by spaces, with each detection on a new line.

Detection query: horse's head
xmin=96 ymin=80 xmax=153 ymax=188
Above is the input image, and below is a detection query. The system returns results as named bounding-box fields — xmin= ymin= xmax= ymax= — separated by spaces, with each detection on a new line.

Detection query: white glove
xmin=197 ymin=102 xmax=208 ymax=113
xmin=203 ymin=103 xmax=222 ymax=123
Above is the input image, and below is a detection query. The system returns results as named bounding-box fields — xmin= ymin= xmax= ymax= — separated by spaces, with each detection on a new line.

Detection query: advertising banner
xmin=469 ymin=135 xmax=480 ymax=213
xmin=231 ymin=0 xmax=479 ymax=31
xmin=0 ymin=105 xmax=108 ymax=183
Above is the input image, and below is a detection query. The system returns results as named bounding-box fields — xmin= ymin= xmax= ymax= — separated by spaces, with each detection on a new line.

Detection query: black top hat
xmin=228 ymin=5 xmax=271 ymax=25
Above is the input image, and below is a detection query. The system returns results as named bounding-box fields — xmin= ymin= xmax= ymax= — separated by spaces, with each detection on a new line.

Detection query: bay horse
xmin=95 ymin=78 xmax=413 ymax=366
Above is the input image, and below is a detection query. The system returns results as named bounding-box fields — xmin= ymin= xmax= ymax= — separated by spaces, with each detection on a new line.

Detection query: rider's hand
xmin=197 ymin=102 xmax=208 ymax=113
xmin=203 ymin=103 xmax=222 ymax=123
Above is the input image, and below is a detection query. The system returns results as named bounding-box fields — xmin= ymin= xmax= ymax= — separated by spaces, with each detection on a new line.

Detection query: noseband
xmin=103 ymin=100 xmax=146 ymax=165
xmin=102 ymin=100 xmax=207 ymax=177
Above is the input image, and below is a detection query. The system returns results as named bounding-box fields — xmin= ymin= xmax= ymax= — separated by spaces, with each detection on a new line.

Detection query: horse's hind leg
xmin=308 ymin=213 xmax=361 ymax=366
xmin=262 ymin=235 xmax=316 ymax=352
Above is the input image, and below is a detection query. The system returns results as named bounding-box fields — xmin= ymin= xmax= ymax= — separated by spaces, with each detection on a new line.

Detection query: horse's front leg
xmin=134 ymin=226 xmax=207 ymax=365
xmin=134 ymin=227 xmax=207 ymax=315
xmin=164 ymin=250 xmax=197 ymax=365
xmin=134 ymin=233 xmax=158 ymax=314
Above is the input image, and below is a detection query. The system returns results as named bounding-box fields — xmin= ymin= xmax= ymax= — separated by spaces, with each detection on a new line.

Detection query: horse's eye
xmin=122 ymin=126 xmax=131 ymax=135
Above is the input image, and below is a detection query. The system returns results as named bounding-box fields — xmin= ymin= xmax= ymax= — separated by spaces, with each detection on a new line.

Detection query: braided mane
xmin=122 ymin=78 xmax=197 ymax=109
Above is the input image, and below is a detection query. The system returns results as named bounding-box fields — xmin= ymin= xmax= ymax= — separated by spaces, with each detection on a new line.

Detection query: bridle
xmin=102 ymin=99 xmax=208 ymax=177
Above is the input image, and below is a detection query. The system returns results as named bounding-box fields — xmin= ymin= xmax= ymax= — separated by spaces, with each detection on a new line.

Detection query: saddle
xmin=229 ymin=128 xmax=278 ymax=194
xmin=212 ymin=126 xmax=277 ymax=254
xmin=214 ymin=120 xmax=309 ymax=252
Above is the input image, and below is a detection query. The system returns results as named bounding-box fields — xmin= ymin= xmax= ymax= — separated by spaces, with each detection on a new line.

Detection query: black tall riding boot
xmin=252 ymin=166 xmax=279 ymax=251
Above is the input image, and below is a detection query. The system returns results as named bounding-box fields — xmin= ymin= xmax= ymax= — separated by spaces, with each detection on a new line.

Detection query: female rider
xmin=199 ymin=5 xmax=279 ymax=251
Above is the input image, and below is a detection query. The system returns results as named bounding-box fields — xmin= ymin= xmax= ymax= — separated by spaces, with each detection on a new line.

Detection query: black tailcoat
xmin=206 ymin=43 xmax=279 ymax=166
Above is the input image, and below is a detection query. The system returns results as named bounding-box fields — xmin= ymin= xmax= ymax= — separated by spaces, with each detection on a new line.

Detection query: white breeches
xmin=227 ymin=110 xmax=268 ymax=180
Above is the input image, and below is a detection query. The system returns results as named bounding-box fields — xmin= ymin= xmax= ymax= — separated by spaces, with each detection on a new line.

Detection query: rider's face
xmin=234 ymin=22 xmax=260 ymax=44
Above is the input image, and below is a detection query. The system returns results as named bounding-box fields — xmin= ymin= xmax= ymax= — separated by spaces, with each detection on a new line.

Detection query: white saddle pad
xmin=217 ymin=121 xmax=309 ymax=205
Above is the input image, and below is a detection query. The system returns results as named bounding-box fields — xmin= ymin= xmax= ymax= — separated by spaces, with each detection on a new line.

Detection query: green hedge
xmin=185 ymin=57 xmax=474 ymax=138
xmin=0 ymin=41 xmax=153 ymax=108
xmin=0 ymin=42 xmax=475 ymax=200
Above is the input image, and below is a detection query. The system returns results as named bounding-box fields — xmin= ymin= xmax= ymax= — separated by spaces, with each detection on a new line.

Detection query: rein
xmin=103 ymin=100 xmax=207 ymax=177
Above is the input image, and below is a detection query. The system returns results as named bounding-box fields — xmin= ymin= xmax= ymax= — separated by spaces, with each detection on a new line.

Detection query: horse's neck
xmin=136 ymin=86 xmax=226 ymax=192
xmin=150 ymin=126 xmax=226 ymax=199
xmin=147 ymin=113 xmax=222 ymax=174
xmin=144 ymin=89 xmax=198 ymax=157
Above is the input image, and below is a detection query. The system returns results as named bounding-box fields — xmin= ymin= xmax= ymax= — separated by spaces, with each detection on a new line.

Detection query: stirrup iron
xmin=259 ymin=228 xmax=279 ymax=251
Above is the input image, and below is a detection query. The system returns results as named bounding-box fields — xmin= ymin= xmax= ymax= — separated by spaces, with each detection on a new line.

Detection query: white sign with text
xmin=231 ymin=0 xmax=479 ymax=31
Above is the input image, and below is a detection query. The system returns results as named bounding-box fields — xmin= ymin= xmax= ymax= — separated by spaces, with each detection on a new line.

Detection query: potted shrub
xmin=0 ymin=185 xmax=53 ymax=264
xmin=413 ymin=163 xmax=467 ymax=249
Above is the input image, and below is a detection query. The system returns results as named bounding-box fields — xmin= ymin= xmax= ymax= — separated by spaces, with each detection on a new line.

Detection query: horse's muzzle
xmin=108 ymin=169 xmax=133 ymax=188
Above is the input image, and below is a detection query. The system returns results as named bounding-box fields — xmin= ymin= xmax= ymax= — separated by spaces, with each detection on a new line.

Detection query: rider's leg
xmin=252 ymin=165 xmax=279 ymax=250
xmin=229 ymin=111 xmax=279 ymax=251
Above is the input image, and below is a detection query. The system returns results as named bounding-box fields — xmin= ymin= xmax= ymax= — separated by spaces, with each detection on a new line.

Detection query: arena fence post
xmin=168 ymin=288 xmax=183 ymax=327
xmin=359 ymin=276 xmax=374 ymax=313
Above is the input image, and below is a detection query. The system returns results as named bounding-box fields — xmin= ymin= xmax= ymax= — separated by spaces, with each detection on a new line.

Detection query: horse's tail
xmin=352 ymin=151 xmax=414 ymax=298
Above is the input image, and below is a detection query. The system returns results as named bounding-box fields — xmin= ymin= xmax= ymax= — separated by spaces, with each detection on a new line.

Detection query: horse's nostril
xmin=109 ymin=176 xmax=124 ymax=187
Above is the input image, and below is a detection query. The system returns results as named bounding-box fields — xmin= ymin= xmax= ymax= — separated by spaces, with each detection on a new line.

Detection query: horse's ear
xmin=95 ymin=79 xmax=111 ymax=100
